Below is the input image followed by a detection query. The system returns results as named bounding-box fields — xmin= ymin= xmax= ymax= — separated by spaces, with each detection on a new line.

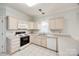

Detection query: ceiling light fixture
xmin=38 ymin=9 xmax=45 ymax=15
xmin=39 ymin=9 xmax=42 ymax=12
xmin=25 ymin=2 xmax=37 ymax=7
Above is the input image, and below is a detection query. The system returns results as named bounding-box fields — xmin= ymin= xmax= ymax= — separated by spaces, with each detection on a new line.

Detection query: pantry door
xmin=0 ymin=16 xmax=3 ymax=53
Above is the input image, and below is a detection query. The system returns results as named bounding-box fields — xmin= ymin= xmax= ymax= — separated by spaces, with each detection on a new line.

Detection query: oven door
xmin=20 ymin=36 xmax=30 ymax=47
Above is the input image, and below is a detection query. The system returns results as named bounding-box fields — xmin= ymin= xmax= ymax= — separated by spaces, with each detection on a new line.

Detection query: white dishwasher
xmin=47 ymin=36 xmax=57 ymax=51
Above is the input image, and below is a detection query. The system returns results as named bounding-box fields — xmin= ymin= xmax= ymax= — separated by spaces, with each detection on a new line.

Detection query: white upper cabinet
xmin=27 ymin=21 xmax=34 ymax=29
xmin=49 ymin=17 xmax=64 ymax=30
xmin=27 ymin=21 xmax=40 ymax=29
xmin=33 ymin=21 xmax=40 ymax=29
xmin=49 ymin=19 xmax=56 ymax=29
xmin=18 ymin=19 xmax=28 ymax=29
xmin=8 ymin=16 xmax=18 ymax=29
xmin=55 ymin=17 xmax=64 ymax=30
xmin=8 ymin=16 xmax=29 ymax=30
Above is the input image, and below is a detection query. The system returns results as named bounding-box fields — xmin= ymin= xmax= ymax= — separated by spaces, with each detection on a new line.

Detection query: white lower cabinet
xmin=6 ymin=37 xmax=20 ymax=54
xmin=41 ymin=36 xmax=47 ymax=47
xmin=30 ymin=35 xmax=47 ymax=47
xmin=47 ymin=37 xmax=56 ymax=50
xmin=31 ymin=35 xmax=41 ymax=46
xmin=30 ymin=34 xmax=57 ymax=50
xmin=35 ymin=36 xmax=41 ymax=46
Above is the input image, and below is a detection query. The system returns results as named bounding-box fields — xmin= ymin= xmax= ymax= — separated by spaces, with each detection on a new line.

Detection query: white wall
xmin=0 ymin=7 xmax=6 ymax=53
xmin=64 ymin=10 xmax=79 ymax=40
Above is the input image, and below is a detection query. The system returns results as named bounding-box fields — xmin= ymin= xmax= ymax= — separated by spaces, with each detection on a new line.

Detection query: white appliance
xmin=47 ymin=35 xmax=56 ymax=50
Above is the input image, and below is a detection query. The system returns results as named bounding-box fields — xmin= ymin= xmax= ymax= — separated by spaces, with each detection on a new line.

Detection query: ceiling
xmin=1 ymin=3 xmax=79 ymax=17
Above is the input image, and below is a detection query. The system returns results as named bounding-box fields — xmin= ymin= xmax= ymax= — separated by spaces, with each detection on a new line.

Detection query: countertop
xmin=29 ymin=33 xmax=71 ymax=38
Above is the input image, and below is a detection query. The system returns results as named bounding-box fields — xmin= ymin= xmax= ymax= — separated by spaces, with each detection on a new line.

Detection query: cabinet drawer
xmin=10 ymin=43 xmax=20 ymax=49
xmin=10 ymin=38 xmax=19 ymax=42
xmin=10 ymin=40 xmax=20 ymax=46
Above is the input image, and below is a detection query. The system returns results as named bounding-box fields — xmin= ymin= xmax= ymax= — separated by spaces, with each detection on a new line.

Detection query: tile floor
xmin=12 ymin=44 xmax=57 ymax=56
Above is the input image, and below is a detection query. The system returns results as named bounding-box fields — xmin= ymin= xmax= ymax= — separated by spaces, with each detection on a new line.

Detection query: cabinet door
xmin=41 ymin=36 xmax=47 ymax=47
xmin=18 ymin=19 xmax=28 ymax=29
xmin=30 ymin=34 xmax=35 ymax=43
xmin=33 ymin=22 xmax=39 ymax=29
xmin=8 ymin=16 xmax=18 ymax=29
xmin=0 ymin=16 xmax=3 ymax=53
xmin=31 ymin=35 xmax=41 ymax=46
xmin=34 ymin=36 xmax=41 ymax=46
xmin=38 ymin=21 xmax=42 ymax=29
xmin=27 ymin=21 xmax=34 ymax=29
xmin=55 ymin=17 xmax=64 ymax=29
xmin=27 ymin=21 xmax=40 ymax=29
xmin=49 ymin=19 xmax=56 ymax=29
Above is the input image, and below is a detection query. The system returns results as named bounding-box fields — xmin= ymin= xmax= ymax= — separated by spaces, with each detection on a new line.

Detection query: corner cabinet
xmin=30 ymin=34 xmax=47 ymax=48
xmin=8 ymin=16 xmax=18 ymax=30
xmin=30 ymin=35 xmax=41 ymax=45
xmin=49 ymin=17 xmax=64 ymax=30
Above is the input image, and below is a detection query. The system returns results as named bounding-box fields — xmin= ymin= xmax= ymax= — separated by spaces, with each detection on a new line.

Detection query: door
xmin=0 ymin=16 xmax=3 ymax=53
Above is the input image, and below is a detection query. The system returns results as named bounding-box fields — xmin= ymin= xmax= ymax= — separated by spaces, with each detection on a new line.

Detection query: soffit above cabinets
xmin=0 ymin=3 xmax=78 ymax=17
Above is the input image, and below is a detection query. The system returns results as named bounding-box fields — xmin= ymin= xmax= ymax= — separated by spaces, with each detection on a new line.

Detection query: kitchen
xmin=0 ymin=3 xmax=79 ymax=56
